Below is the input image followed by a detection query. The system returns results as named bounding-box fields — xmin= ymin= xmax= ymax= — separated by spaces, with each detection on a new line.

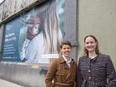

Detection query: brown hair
xmin=60 ymin=41 xmax=72 ymax=49
xmin=84 ymin=35 xmax=100 ymax=55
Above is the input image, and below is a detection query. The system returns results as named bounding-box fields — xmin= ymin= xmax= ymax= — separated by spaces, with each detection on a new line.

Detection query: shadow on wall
xmin=0 ymin=62 xmax=48 ymax=87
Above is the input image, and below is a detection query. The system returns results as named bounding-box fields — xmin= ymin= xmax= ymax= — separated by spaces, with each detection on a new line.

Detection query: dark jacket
xmin=77 ymin=54 xmax=116 ymax=87
xmin=45 ymin=57 xmax=77 ymax=87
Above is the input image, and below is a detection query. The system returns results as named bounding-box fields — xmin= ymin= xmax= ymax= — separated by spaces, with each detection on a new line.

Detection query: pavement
xmin=0 ymin=79 xmax=23 ymax=87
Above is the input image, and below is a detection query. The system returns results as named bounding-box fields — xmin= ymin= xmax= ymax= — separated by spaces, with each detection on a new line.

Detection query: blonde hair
xmin=43 ymin=0 xmax=63 ymax=54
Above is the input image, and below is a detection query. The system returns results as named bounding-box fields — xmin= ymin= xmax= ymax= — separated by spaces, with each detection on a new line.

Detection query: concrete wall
xmin=78 ymin=0 xmax=116 ymax=67
xmin=64 ymin=0 xmax=77 ymax=60
xmin=0 ymin=62 xmax=48 ymax=87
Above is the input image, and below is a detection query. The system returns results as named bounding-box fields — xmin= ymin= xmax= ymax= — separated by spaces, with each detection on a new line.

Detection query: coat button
xmin=88 ymin=70 xmax=91 ymax=72
xmin=89 ymin=77 xmax=91 ymax=80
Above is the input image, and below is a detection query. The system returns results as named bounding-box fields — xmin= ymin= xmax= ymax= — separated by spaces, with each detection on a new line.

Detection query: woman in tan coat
xmin=45 ymin=41 xmax=77 ymax=87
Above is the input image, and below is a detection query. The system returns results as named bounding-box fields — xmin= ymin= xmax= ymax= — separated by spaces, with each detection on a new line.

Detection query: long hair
xmin=43 ymin=0 xmax=63 ymax=54
xmin=84 ymin=35 xmax=100 ymax=55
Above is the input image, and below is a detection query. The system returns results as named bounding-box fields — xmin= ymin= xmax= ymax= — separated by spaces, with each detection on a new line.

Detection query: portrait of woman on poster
xmin=24 ymin=0 xmax=63 ymax=63
xmin=77 ymin=35 xmax=116 ymax=87
xmin=20 ymin=15 xmax=41 ymax=62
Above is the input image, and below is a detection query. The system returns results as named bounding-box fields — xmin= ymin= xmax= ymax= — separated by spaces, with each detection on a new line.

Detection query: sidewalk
xmin=0 ymin=79 xmax=23 ymax=87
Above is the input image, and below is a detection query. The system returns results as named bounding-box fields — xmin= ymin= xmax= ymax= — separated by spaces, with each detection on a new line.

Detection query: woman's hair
xmin=60 ymin=41 xmax=72 ymax=49
xmin=43 ymin=0 xmax=63 ymax=54
xmin=84 ymin=35 xmax=100 ymax=55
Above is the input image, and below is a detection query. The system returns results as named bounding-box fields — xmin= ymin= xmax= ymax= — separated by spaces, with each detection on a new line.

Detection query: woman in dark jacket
xmin=77 ymin=35 xmax=116 ymax=87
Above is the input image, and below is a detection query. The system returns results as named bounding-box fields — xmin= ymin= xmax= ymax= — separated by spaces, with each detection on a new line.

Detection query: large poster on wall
xmin=1 ymin=0 xmax=65 ymax=63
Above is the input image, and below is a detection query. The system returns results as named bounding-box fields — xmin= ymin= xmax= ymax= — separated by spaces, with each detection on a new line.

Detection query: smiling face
xmin=84 ymin=36 xmax=97 ymax=53
xmin=61 ymin=44 xmax=72 ymax=58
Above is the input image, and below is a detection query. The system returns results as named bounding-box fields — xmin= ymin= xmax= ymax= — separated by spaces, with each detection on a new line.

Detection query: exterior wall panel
xmin=0 ymin=0 xmax=45 ymax=23
xmin=78 ymin=0 xmax=116 ymax=67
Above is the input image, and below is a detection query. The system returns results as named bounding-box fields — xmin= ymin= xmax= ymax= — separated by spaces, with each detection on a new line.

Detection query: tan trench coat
xmin=45 ymin=57 xmax=77 ymax=87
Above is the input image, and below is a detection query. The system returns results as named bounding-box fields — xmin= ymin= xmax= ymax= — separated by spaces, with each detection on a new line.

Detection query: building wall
xmin=0 ymin=0 xmax=115 ymax=86
xmin=0 ymin=0 xmax=45 ymax=23
xmin=0 ymin=0 xmax=77 ymax=86
xmin=78 ymin=0 xmax=116 ymax=67
xmin=0 ymin=62 xmax=48 ymax=87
